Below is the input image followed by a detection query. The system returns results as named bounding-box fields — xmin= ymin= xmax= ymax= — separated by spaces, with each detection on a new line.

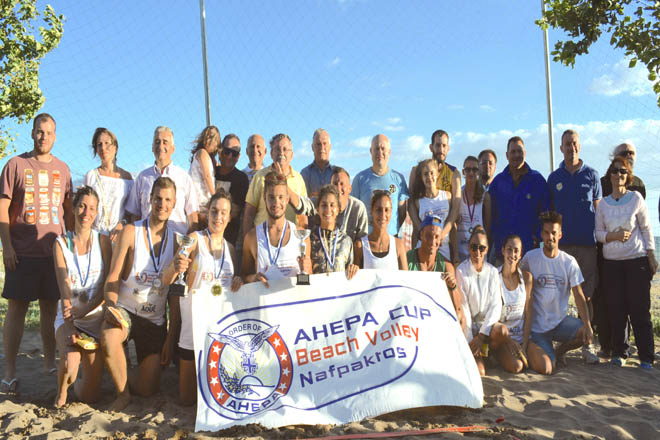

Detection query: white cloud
xmin=349 ymin=136 xmax=371 ymax=148
xmin=386 ymin=117 xmax=401 ymax=124
xmin=372 ymin=117 xmax=404 ymax=131
xmin=589 ymin=58 xmax=657 ymax=97
xmin=479 ymin=104 xmax=495 ymax=112
xmin=328 ymin=57 xmax=341 ymax=67
xmin=402 ymin=135 xmax=425 ymax=152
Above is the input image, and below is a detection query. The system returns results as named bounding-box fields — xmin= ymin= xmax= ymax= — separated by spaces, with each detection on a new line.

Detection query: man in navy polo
xmin=547 ymin=129 xmax=601 ymax=361
xmin=300 ymin=129 xmax=335 ymax=203
xmin=488 ymin=136 xmax=549 ymax=263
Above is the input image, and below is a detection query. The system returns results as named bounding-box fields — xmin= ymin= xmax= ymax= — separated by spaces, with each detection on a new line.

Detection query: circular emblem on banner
xmin=203 ymin=319 xmax=293 ymax=418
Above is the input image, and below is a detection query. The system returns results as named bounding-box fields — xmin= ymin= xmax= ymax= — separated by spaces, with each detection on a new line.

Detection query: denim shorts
xmin=530 ymin=315 xmax=583 ymax=362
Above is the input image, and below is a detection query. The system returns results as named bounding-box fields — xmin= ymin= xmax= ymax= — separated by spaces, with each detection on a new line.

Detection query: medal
xmin=318 ymin=227 xmax=339 ymax=270
xmin=146 ymin=217 xmax=169 ymax=284
xmin=73 ymin=232 xmax=93 ymax=292
xmin=264 ymin=221 xmax=287 ymax=267
xmin=207 ymin=229 xmax=227 ymax=295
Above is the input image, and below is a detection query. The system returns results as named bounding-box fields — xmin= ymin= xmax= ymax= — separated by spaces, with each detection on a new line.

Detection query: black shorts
xmin=118 ymin=307 xmax=167 ymax=364
xmin=178 ymin=346 xmax=194 ymax=361
xmin=2 ymin=256 xmax=60 ymax=301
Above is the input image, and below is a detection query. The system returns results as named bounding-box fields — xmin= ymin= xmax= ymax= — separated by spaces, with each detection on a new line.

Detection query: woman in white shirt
xmin=595 ymin=157 xmax=658 ymax=369
xmin=457 ymin=156 xmax=491 ymax=262
xmin=456 ymin=226 xmax=502 ymax=376
xmin=83 ymin=128 xmax=133 ymax=242
xmin=166 ymin=189 xmax=243 ymax=405
xmin=189 ymin=126 xmax=221 ymax=226
xmin=490 ymin=234 xmax=532 ymax=373
xmin=407 ymin=159 xmax=455 ymax=260
xmin=354 ymin=190 xmax=407 ymax=270
xmin=53 ymin=186 xmax=112 ymax=407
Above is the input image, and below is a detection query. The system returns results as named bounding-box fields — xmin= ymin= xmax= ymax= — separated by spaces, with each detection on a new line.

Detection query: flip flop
xmin=1 ymin=378 xmax=18 ymax=394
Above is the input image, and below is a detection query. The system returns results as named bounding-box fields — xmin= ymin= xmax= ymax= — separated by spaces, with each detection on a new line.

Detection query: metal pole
xmin=199 ymin=0 xmax=212 ymax=126
xmin=541 ymin=0 xmax=555 ymax=172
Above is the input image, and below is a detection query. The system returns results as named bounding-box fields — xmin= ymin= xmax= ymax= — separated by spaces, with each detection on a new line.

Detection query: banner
xmin=192 ymin=270 xmax=483 ymax=432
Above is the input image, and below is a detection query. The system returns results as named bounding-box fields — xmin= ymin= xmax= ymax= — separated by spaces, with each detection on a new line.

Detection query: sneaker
xmin=582 ymin=345 xmax=600 ymax=364
xmin=639 ymin=362 xmax=653 ymax=370
xmin=611 ymin=357 xmax=626 ymax=366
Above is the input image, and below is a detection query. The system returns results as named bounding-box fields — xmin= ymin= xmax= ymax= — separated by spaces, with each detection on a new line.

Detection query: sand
xmin=1 ymin=330 xmax=659 ymax=439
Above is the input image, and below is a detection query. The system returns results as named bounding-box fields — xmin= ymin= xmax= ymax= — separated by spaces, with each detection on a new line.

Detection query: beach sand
xmin=1 ymin=328 xmax=659 ymax=440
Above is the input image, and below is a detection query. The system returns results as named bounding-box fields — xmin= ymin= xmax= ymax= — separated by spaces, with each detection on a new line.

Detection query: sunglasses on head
xmin=221 ymin=147 xmax=239 ymax=158
xmin=470 ymin=244 xmax=487 ymax=253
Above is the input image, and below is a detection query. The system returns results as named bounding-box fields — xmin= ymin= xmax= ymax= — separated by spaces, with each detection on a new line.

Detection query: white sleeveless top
xmin=189 ymin=150 xmax=214 ymax=209
xmin=256 ymin=220 xmax=301 ymax=281
xmin=361 ymin=235 xmax=399 ymax=270
xmin=117 ymin=219 xmax=175 ymax=325
xmin=499 ymin=268 xmax=526 ymax=343
xmin=54 ymin=231 xmax=105 ymax=338
xmin=83 ymin=169 xmax=133 ymax=234
xmin=179 ymin=231 xmax=235 ymax=350
xmin=457 ymin=186 xmax=484 ymax=262
xmin=417 ymin=191 xmax=451 ymax=259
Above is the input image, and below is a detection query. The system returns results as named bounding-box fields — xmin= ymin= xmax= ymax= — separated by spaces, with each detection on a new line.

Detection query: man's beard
xmin=433 ymin=152 xmax=445 ymax=163
xmin=267 ymin=208 xmax=285 ymax=220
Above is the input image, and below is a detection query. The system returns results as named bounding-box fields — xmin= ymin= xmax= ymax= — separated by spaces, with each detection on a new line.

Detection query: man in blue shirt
xmin=351 ymin=134 xmax=409 ymax=236
xmin=300 ymin=129 xmax=334 ymax=203
xmin=547 ymin=130 xmax=601 ymax=362
xmin=489 ymin=136 xmax=549 ymax=262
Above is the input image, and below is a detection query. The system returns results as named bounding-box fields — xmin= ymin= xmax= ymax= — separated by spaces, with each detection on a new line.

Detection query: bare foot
xmin=110 ymin=390 xmax=131 ymax=412
xmin=54 ymin=392 xmax=67 ymax=408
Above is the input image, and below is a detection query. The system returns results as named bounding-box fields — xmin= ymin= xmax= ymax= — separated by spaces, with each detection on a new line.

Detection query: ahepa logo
xmin=203 ymin=319 xmax=293 ymax=418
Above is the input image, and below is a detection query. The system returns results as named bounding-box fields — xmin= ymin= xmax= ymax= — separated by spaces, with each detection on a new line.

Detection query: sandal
xmin=1 ymin=378 xmax=18 ymax=394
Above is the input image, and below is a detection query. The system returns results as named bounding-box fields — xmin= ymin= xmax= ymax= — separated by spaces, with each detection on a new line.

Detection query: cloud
xmin=401 ymin=135 xmax=425 ymax=152
xmin=589 ymin=58 xmax=657 ymax=97
xmin=349 ymin=136 xmax=371 ymax=148
xmin=372 ymin=117 xmax=405 ymax=131
xmin=479 ymin=104 xmax=495 ymax=112
xmin=327 ymin=57 xmax=341 ymax=67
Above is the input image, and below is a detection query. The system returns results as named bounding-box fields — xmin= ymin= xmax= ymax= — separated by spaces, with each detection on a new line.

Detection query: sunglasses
xmin=221 ymin=147 xmax=240 ymax=158
xmin=470 ymin=244 xmax=487 ymax=253
xmin=611 ymin=168 xmax=628 ymax=176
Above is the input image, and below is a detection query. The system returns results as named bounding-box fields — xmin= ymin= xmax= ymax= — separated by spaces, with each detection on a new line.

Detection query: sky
xmin=3 ymin=1 xmax=660 ymax=231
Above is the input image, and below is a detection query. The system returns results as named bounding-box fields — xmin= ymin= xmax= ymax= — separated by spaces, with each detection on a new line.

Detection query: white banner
xmin=192 ymin=269 xmax=483 ymax=432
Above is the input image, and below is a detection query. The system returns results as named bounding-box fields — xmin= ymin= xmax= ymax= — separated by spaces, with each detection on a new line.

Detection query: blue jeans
xmin=530 ymin=316 xmax=583 ymax=362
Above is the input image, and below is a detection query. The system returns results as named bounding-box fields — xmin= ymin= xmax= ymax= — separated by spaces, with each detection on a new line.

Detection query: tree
xmin=537 ymin=0 xmax=660 ymax=107
xmin=0 ymin=0 xmax=64 ymax=158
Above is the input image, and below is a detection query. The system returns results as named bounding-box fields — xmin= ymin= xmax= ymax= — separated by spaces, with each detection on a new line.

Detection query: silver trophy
xmin=294 ymin=229 xmax=311 ymax=285
xmin=168 ymin=234 xmax=195 ymax=297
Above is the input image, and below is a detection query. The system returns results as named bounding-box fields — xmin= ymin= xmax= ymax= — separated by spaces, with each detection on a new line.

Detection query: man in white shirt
xmin=520 ymin=210 xmax=596 ymax=375
xmin=125 ymin=126 xmax=199 ymax=235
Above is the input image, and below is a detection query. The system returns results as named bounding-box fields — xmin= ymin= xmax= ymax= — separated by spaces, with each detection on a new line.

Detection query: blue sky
xmin=3 ymin=1 xmax=660 ymax=228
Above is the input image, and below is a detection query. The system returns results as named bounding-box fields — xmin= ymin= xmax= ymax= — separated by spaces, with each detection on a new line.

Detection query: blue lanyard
xmin=318 ymin=226 xmax=339 ymax=269
xmin=206 ymin=229 xmax=226 ymax=280
xmin=264 ymin=221 xmax=288 ymax=266
xmin=73 ymin=232 xmax=92 ymax=288
xmin=146 ymin=218 xmax=169 ymax=273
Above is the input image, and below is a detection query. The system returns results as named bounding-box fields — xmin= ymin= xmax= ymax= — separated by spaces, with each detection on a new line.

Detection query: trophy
xmin=168 ymin=234 xmax=195 ymax=297
xmin=294 ymin=229 xmax=311 ymax=285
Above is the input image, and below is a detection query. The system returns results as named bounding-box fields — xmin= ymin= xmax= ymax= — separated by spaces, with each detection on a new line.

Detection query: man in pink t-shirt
xmin=0 ymin=113 xmax=73 ymax=392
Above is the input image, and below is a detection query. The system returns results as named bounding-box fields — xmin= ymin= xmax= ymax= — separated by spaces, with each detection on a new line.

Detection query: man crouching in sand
xmin=99 ymin=177 xmax=181 ymax=411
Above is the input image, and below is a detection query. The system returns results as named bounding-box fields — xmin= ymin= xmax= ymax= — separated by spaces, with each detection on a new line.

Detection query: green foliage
xmin=0 ymin=0 xmax=64 ymax=158
xmin=537 ymin=0 xmax=660 ymax=107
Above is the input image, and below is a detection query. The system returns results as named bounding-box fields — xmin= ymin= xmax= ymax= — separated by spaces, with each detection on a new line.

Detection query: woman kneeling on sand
xmin=456 ymin=227 xmax=502 ymax=376
xmin=167 ymin=189 xmax=243 ymax=405
xmin=489 ymin=234 xmax=532 ymax=373
xmin=53 ymin=186 xmax=112 ymax=407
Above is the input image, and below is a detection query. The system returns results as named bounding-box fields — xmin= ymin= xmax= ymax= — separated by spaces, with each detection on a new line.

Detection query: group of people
xmin=0 ymin=113 xmax=656 ymax=411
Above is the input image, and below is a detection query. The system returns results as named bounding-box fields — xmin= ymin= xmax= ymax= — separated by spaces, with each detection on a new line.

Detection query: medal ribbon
xmin=146 ymin=218 xmax=169 ymax=273
xmin=264 ymin=221 xmax=288 ymax=267
xmin=206 ymin=229 xmax=226 ymax=281
xmin=318 ymin=227 xmax=339 ymax=269
xmin=73 ymin=231 xmax=93 ymax=289
xmin=465 ymin=188 xmax=476 ymax=224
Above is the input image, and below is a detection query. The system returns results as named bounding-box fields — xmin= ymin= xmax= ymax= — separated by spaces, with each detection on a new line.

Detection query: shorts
xmin=560 ymin=245 xmax=597 ymax=299
xmin=117 ymin=307 xmax=167 ymax=364
xmin=530 ymin=315 xmax=583 ymax=362
xmin=2 ymin=256 xmax=60 ymax=301
xmin=178 ymin=346 xmax=194 ymax=361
